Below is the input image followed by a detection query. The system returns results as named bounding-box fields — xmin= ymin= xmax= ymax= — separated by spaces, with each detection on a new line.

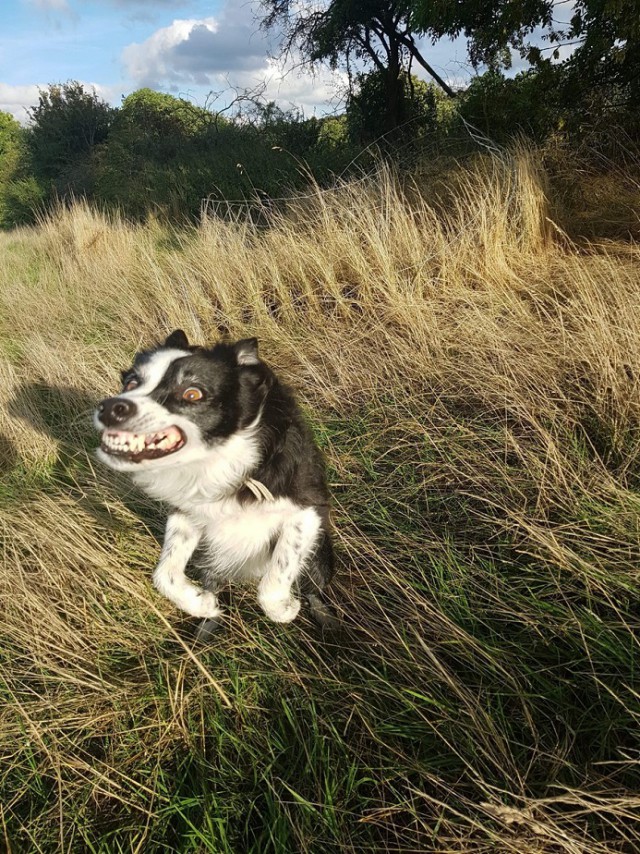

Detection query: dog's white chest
xmin=190 ymin=497 xmax=302 ymax=580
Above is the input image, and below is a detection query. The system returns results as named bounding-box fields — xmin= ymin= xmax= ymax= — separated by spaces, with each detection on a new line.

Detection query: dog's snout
xmin=98 ymin=396 xmax=137 ymax=427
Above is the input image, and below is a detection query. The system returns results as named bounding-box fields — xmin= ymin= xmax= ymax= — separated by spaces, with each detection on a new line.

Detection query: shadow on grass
xmin=0 ymin=432 xmax=18 ymax=469
xmin=7 ymin=380 xmax=164 ymax=541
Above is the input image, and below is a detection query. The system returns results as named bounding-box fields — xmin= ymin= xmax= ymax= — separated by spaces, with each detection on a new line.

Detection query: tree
xmin=110 ymin=89 xmax=213 ymax=155
xmin=259 ymin=0 xmax=458 ymax=138
xmin=458 ymin=67 xmax=561 ymax=142
xmin=27 ymin=81 xmax=114 ymax=196
xmin=259 ymin=0 xmax=640 ymax=141
xmin=412 ymin=0 xmax=640 ymax=108
xmin=0 ymin=111 xmax=45 ymax=228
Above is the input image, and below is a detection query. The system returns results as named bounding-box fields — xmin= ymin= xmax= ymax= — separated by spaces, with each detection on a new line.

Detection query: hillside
xmin=1 ymin=150 xmax=640 ymax=852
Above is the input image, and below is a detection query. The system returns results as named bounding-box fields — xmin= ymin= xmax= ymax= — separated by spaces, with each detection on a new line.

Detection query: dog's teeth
xmin=101 ymin=428 xmax=184 ymax=456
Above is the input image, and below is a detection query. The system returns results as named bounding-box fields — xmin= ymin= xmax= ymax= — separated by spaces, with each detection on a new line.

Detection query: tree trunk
xmin=385 ymin=40 xmax=404 ymax=135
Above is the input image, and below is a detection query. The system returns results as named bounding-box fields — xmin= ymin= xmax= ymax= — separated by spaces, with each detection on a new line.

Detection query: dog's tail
xmin=195 ymin=616 xmax=223 ymax=643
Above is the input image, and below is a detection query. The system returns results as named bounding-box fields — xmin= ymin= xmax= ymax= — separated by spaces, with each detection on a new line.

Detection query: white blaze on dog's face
xmin=94 ymin=330 xmax=265 ymax=473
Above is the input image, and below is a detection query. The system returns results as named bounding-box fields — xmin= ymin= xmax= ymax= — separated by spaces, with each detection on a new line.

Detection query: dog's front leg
xmin=257 ymin=507 xmax=321 ymax=623
xmin=153 ymin=512 xmax=222 ymax=619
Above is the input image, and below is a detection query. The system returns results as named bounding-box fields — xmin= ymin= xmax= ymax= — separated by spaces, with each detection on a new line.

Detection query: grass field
xmin=1 ymin=148 xmax=640 ymax=852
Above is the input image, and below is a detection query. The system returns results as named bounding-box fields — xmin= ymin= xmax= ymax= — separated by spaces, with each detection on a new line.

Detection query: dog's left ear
xmin=234 ymin=337 xmax=259 ymax=366
xmin=164 ymin=329 xmax=190 ymax=349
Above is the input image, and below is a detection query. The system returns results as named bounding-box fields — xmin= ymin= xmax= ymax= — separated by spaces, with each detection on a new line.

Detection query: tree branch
xmin=355 ymin=30 xmax=387 ymax=73
xmin=369 ymin=21 xmax=392 ymax=62
xmin=398 ymin=34 xmax=457 ymax=97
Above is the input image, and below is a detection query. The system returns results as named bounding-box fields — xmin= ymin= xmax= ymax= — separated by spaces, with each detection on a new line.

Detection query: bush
xmin=347 ymin=70 xmax=455 ymax=146
xmin=27 ymin=82 xmax=115 ymax=199
xmin=458 ymin=68 xmax=562 ymax=143
xmin=0 ymin=112 xmax=42 ymax=228
xmin=1 ymin=177 xmax=45 ymax=227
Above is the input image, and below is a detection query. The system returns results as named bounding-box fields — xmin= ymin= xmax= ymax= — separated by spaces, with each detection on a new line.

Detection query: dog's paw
xmin=260 ymin=595 xmax=301 ymax=624
xmin=183 ymin=589 xmax=223 ymax=620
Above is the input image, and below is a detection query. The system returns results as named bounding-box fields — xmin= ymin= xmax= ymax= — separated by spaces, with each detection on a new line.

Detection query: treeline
xmin=1 ymin=62 xmax=639 ymax=229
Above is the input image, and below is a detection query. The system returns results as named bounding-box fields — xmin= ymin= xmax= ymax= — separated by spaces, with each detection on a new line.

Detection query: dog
xmin=94 ymin=329 xmax=336 ymax=633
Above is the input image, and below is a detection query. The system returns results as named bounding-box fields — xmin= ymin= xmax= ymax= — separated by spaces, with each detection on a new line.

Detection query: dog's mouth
xmin=100 ymin=426 xmax=186 ymax=462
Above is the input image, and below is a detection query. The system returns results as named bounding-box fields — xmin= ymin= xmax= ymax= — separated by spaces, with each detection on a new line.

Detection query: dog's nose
xmin=98 ymin=396 xmax=137 ymax=427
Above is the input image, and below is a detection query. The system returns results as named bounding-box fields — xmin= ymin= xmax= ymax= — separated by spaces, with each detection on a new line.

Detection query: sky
xmin=0 ymin=1 xmax=572 ymax=124
xmin=0 ymin=0 xmax=479 ymax=123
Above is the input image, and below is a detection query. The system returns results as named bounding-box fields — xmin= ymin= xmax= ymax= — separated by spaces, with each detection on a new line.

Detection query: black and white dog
xmin=94 ymin=330 xmax=335 ymax=630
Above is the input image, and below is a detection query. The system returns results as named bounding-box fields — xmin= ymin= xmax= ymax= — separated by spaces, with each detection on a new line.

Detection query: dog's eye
xmin=123 ymin=378 xmax=139 ymax=392
xmin=182 ymin=387 xmax=204 ymax=402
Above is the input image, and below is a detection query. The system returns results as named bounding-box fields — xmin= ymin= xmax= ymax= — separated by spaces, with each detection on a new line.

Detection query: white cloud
xmin=120 ymin=5 xmax=473 ymax=116
xmin=110 ymin=0 xmax=189 ymax=5
xmin=250 ymin=62 xmax=347 ymax=114
xmin=23 ymin=0 xmax=188 ymax=29
xmin=121 ymin=3 xmax=348 ymax=114
xmin=27 ymin=0 xmax=71 ymax=11
xmin=122 ymin=7 xmax=277 ymax=88
xmin=123 ymin=17 xmax=220 ymax=87
xmin=29 ymin=0 xmax=182 ymax=7
xmin=0 ymin=84 xmax=41 ymax=123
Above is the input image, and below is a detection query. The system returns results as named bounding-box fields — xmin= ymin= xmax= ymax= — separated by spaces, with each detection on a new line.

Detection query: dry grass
xmin=1 ymin=148 xmax=640 ymax=852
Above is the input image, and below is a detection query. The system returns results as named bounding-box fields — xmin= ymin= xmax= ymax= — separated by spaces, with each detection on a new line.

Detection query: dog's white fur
xmin=95 ymin=350 xmax=321 ymax=623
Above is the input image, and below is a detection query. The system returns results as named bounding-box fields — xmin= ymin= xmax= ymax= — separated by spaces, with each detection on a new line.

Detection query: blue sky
xmin=1 ymin=0 xmax=566 ymax=123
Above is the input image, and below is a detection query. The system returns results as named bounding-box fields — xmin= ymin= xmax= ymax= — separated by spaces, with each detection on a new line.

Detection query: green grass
xmin=3 ymin=390 xmax=639 ymax=851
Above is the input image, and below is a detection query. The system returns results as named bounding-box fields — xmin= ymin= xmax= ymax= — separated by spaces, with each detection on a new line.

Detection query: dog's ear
xmin=164 ymin=329 xmax=189 ymax=349
xmin=234 ymin=337 xmax=259 ymax=366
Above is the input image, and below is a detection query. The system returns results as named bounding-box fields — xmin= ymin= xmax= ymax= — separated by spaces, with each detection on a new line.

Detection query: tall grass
xmin=1 ymin=148 xmax=640 ymax=852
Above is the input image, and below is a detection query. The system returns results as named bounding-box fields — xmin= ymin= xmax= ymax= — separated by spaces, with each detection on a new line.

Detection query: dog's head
xmin=94 ymin=330 xmax=270 ymax=472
